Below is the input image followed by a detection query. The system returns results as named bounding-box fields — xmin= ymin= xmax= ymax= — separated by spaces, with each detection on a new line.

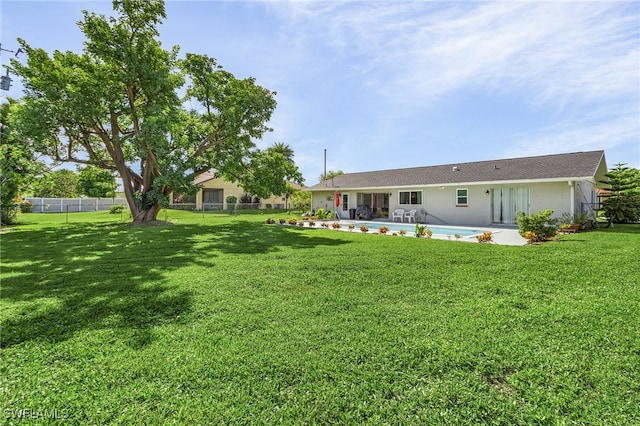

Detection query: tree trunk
xmin=132 ymin=203 xmax=162 ymax=222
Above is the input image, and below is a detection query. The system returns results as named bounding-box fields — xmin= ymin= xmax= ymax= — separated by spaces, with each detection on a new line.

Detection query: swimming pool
xmin=347 ymin=221 xmax=487 ymax=237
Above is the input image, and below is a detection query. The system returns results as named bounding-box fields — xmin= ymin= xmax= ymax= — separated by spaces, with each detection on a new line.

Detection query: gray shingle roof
xmin=308 ymin=150 xmax=606 ymax=190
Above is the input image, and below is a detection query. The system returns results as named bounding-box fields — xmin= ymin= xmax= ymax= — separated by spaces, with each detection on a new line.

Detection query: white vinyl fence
xmin=22 ymin=198 xmax=291 ymax=214
xmin=24 ymin=198 xmax=128 ymax=213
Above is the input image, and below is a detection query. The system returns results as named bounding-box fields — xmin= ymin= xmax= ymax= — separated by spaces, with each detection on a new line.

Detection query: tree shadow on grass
xmin=1 ymin=220 xmax=349 ymax=348
xmin=198 ymin=221 xmax=351 ymax=254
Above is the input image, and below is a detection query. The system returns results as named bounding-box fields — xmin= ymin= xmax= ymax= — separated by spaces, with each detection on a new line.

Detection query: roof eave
xmin=308 ymin=176 xmax=600 ymax=191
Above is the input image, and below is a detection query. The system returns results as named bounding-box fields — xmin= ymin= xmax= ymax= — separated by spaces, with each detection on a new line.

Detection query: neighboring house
xmin=307 ymin=151 xmax=608 ymax=226
xmin=172 ymin=171 xmax=303 ymax=210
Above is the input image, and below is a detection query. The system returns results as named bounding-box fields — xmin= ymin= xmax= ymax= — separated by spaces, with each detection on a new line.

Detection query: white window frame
xmin=398 ymin=190 xmax=422 ymax=205
xmin=456 ymin=188 xmax=468 ymax=206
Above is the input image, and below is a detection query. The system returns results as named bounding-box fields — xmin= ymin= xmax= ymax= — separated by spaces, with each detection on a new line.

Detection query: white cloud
xmin=505 ymin=110 xmax=640 ymax=159
xmin=265 ymin=1 xmax=639 ymax=174
xmin=269 ymin=1 xmax=638 ymax=108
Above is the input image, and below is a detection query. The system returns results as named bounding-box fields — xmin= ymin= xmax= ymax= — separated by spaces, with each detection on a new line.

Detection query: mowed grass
xmin=1 ymin=211 xmax=639 ymax=424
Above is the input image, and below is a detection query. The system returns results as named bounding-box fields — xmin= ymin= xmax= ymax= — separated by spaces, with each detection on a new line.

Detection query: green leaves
xmin=10 ymin=0 xmax=297 ymax=221
xmin=599 ymin=163 xmax=640 ymax=224
xmin=31 ymin=170 xmax=80 ymax=198
xmin=516 ymin=209 xmax=559 ymax=242
xmin=78 ymin=166 xmax=118 ymax=198
xmin=234 ymin=150 xmax=304 ymax=199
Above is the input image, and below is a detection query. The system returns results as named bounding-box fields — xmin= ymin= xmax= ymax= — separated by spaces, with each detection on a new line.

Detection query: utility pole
xmin=323 ymin=148 xmax=327 ymax=182
xmin=0 ymin=43 xmax=23 ymax=91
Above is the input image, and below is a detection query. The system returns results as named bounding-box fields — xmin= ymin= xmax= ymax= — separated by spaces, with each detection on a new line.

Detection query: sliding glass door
xmin=356 ymin=192 xmax=390 ymax=218
xmin=492 ymin=188 xmax=529 ymax=224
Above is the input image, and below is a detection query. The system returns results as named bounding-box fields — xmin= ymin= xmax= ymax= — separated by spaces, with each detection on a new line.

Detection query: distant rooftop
xmin=194 ymin=170 xmax=306 ymax=190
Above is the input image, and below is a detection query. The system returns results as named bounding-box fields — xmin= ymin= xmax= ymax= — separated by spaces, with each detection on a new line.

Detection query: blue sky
xmin=2 ymin=1 xmax=639 ymax=184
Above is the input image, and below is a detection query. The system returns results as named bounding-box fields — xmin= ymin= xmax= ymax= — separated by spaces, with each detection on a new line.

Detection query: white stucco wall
xmin=418 ymin=186 xmax=492 ymax=226
xmin=311 ymin=179 xmax=597 ymax=226
xmin=529 ymin=182 xmax=569 ymax=219
xmin=311 ymin=191 xmax=340 ymax=214
xmin=529 ymin=179 xmax=596 ymax=220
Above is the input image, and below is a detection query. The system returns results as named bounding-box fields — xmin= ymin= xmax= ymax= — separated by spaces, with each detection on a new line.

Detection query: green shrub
xmin=20 ymin=201 xmax=33 ymax=213
xmin=109 ymin=204 xmax=125 ymax=214
xmin=1 ymin=204 xmax=18 ymax=225
xmin=225 ymin=195 xmax=237 ymax=211
xmin=601 ymin=193 xmax=640 ymax=224
xmin=516 ymin=209 xmax=558 ymax=242
xmin=415 ymin=224 xmax=426 ymax=237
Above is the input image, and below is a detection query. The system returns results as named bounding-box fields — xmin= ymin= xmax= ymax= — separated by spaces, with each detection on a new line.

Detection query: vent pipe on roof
xmin=452 ymin=166 xmax=460 ymax=171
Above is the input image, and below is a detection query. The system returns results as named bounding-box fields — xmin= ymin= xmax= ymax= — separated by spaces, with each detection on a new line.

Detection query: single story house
xmin=307 ymin=150 xmax=608 ymax=226
xmin=172 ymin=171 xmax=304 ymax=210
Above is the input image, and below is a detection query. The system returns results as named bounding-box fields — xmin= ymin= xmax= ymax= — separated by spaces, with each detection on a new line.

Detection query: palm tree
xmin=318 ymin=170 xmax=344 ymax=183
xmin=268 ymin=142 xmax=295 ymax=164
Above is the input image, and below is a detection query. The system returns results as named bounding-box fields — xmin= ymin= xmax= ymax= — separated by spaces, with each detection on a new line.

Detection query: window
xmin=357 ymin=192 xmax=372 ymax=206
xmin=399 ymin=191 xmax=422 ymax=205
xmin=456 ymin=188 xmax=468 ymax=206
xmin=203 ymin=189 xmax=223 ymax=204
xmin=342 ymin=194 xmax=349 ymax=211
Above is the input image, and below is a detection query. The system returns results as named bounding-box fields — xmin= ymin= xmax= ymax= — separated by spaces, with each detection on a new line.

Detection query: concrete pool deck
xmin=303 ymin=220 xmax=528 ymax=246
xmin=478 ymin=226 xmax=527 ymax=246
xmin=407 ymin=225 xmax=527 ymax=246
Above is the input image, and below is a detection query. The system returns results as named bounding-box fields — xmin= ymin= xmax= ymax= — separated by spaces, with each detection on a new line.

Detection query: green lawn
xmin=1 ymin=211 xmax=639 ymax=424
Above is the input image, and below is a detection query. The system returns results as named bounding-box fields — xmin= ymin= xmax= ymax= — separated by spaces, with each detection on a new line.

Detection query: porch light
xmin=485 ymin=190 xmax=490 ymax=196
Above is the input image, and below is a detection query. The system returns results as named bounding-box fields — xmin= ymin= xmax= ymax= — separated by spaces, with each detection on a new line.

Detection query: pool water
xmin=348 ymin=221 xmax=486 ymax=237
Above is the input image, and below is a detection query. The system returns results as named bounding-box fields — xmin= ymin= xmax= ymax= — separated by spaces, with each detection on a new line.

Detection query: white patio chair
xmin=404 ymin=209 xmax=417 ymax=223
xmin=392 ymin=208 xmax=405 ymax=222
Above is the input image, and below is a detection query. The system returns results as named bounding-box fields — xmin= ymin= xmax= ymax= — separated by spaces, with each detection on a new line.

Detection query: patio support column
xmin=196 ymin=190 xmax=203 ymax=211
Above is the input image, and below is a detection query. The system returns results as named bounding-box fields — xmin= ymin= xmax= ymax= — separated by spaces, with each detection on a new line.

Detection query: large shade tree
xmin=10 ymin=0 xmax=302 ymax=222
xmin=0 ymin=99 xmax=45 ymax=224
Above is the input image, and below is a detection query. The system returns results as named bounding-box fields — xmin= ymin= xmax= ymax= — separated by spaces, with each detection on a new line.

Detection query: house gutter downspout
xmin=568 ymin=181 xmax=575 ymax=217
